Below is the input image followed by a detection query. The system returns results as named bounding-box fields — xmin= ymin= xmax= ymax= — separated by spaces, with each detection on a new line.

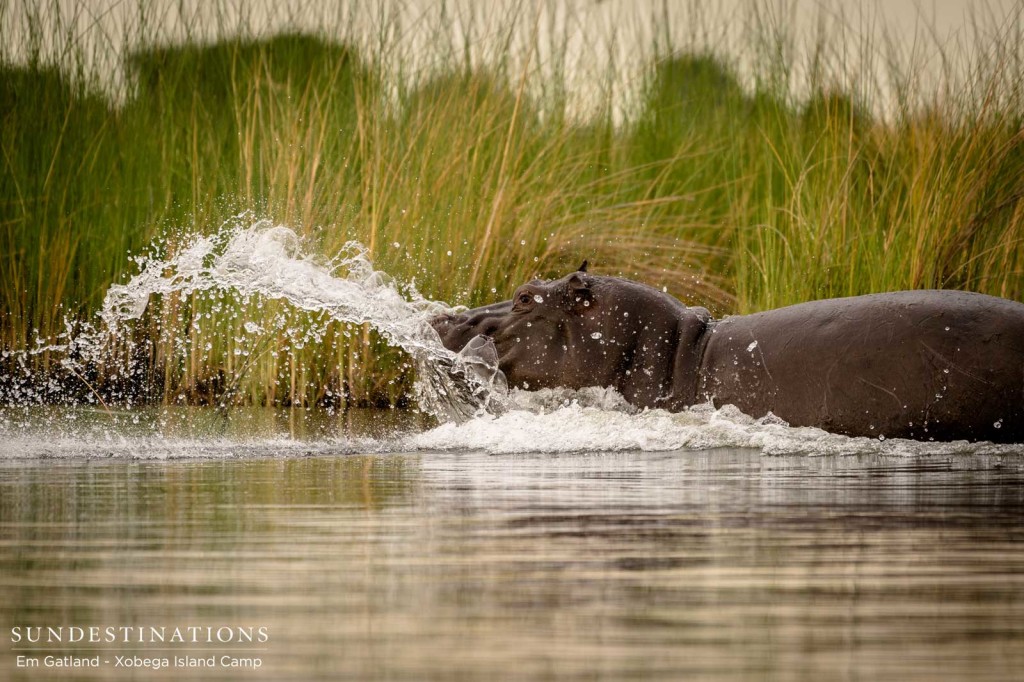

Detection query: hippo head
xmin=431 ymin=263 xmax=711 ymax=407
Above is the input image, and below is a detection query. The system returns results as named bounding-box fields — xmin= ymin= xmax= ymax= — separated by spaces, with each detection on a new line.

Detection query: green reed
xmin=1 ymin=1 xmax=1021 ymax=408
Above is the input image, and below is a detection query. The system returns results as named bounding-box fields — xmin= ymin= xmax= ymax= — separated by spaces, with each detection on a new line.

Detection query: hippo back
xmin=697 ymin=290 xmax=1024 ymax=442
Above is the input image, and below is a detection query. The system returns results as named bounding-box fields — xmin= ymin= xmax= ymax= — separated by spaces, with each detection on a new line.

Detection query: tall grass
xmin=1 ymin=1 xmax=1022 ymax=409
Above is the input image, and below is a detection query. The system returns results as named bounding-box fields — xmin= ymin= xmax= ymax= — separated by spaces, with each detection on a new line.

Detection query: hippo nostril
xmin=429 ymin=314 xmax=454 ymax=333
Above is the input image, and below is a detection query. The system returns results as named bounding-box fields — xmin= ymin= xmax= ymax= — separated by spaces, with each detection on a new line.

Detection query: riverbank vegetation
xmin=2 ymin=1 xmax=1022 ymax=408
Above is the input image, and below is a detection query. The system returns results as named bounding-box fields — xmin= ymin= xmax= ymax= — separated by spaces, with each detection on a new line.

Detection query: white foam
xmin=411 ymin=391 xmax=1024 ymax=457
xmin=2 ymin=396 xmax=1022 ymax=459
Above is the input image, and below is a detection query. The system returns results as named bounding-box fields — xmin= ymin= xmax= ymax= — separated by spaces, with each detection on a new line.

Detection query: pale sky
xmin=4 ymin=0 xmax=1018 ymax=118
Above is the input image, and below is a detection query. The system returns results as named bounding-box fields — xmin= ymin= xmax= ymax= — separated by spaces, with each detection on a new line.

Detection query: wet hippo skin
xmin=431 ymin=264 xmax=1024 ymax=443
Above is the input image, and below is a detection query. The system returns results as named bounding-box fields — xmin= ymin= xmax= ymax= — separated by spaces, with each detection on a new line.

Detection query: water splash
xmin=3 ymin=215 xmax=1021 ymax=459
xmin=412 ymin=391 xmax=1024 ymax=457
xmin=3 ymin=215 xmax=508 ymax=421
xmin=3 ymin=395 xmax=1024 ymax=460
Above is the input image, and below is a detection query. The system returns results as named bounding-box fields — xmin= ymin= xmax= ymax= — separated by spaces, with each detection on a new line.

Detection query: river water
xmin=1 ymin=408 xmax=1023 ymax=681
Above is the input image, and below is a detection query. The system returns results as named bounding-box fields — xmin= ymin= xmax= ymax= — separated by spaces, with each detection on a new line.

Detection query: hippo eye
xmin=518 ymin=293 xmax=533 ymax=305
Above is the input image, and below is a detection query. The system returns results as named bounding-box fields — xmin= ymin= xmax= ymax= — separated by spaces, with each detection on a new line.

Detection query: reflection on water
xmin=1 ymin=449 xmax=1023 ymax=680
xmin=0 ymin=406 xmax=431 ymax=442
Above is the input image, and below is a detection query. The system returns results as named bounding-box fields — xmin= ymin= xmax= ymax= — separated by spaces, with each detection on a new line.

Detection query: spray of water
xmin=3 ymin=214 xmax=508 ymax=421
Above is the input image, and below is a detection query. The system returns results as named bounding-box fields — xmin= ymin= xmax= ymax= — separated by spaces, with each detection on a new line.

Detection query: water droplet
xmin=994 ymin=420 xmax=1003 ymax=429
xmin=6 ymin=219 xmax=503 ymax=422
xmin=746 ymin=340 xmax=758 ymax=352
xmin=590 ymin=332 xmax=603 ymax=340
xmin=533 ymin=294 xmax=544 ymax=303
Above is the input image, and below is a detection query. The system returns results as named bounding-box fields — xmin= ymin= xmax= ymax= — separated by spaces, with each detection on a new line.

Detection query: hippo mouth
xmin=451 ymin=333 xmax=508 ymax=395
xmin=430 ymin=308 xmax=509 ymax=355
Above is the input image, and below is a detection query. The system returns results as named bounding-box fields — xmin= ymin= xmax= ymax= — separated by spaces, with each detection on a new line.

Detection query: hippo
xmin=432 ymin=263 xmax=1024 ymax=443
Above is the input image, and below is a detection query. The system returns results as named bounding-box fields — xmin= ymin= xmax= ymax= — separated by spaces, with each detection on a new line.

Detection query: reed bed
xmin=1 ymin=1 xmax=1021 ymax=409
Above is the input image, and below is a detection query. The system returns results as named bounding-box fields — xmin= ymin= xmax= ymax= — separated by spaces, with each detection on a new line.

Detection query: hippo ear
xmin=578 ymin=260 xmax=589 ymax=273
xmin=565 ymin=272 xmax=593 ymax=311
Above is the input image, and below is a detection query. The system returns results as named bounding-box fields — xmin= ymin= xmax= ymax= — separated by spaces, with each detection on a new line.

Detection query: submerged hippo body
xmin=432 ymin=266 xmax=1024 ymax=443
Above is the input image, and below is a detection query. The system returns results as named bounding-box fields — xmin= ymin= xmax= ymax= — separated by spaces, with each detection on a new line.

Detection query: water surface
xmin=2 ymin=430 xmax=1022 ymax=680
